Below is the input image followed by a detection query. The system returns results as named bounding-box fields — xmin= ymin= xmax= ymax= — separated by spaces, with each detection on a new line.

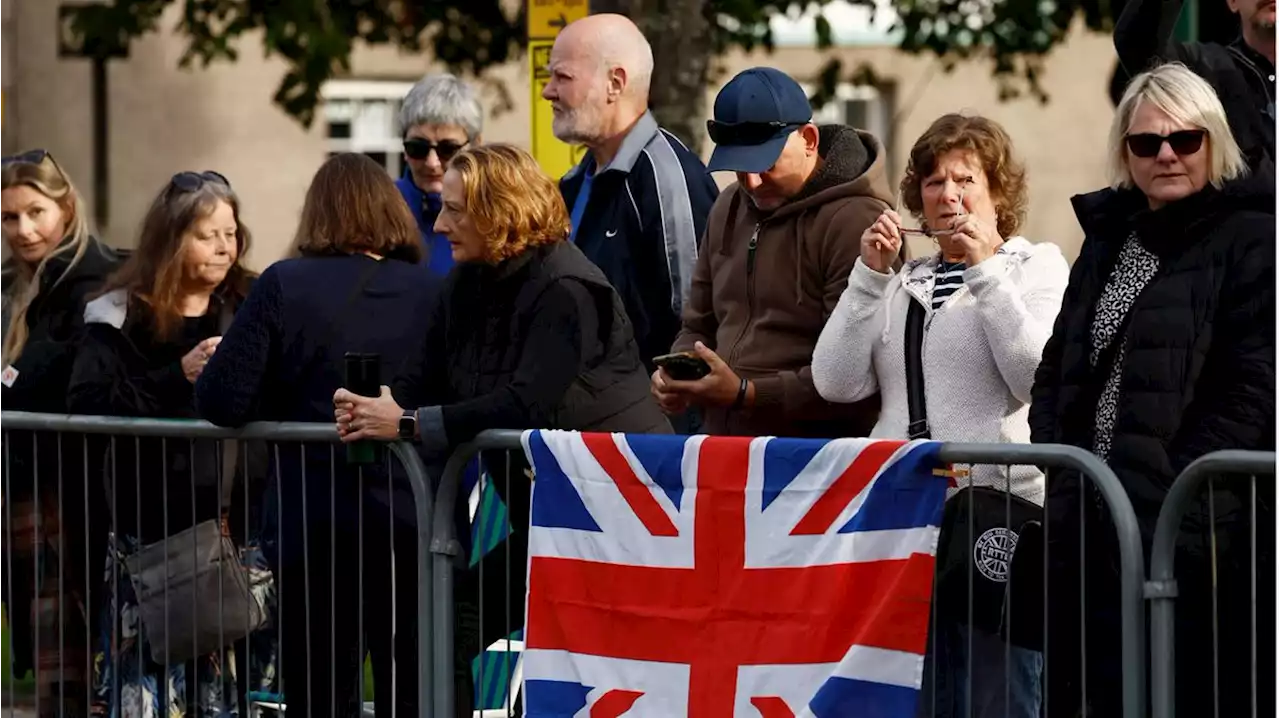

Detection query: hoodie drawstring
xmin=881 ymin=276 xmax=904 ymax=345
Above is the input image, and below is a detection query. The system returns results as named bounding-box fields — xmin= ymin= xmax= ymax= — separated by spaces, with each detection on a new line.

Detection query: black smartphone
xmin=653 ymin=352 xmax=712 ymax=381
xmin=344 ymin=352 xmax=381 ymax=464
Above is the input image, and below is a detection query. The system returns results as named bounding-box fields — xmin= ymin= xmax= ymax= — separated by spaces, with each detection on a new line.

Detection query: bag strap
xmin=215 ymin=296 xmax=240 ymax=518
xmin=904 ymin=298 xmax=931 ymax=440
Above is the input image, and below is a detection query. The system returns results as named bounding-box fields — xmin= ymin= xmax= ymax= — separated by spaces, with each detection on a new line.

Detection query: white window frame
xmin=802 ymin=81 xmax=897 ymax=176
xmin=803 ymin=82 xmax=891 ymax=138
xmin=321 ymin=79 xmax=417 ymax=177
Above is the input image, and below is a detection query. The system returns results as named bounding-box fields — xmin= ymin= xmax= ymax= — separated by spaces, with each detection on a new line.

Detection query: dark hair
xmin=292 ymin=153 xmax=423 ymax=263
xmin=900 ymin=113 xmax=1029 ymax=239
xmin=101 ymin=175 xmax=254 ymax=340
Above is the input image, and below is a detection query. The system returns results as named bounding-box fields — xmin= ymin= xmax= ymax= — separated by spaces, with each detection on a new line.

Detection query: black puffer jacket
xmin=1031 ymin=172 xmax=1275 ymax=546
xmin=2 ymin=237 xmax=121 ymax=502
xmin=1114 ymin=0 xmax=1275 ymax=173
xmin=1033 ymin=173 xmax=1275 ymax=718
xmin=1 ymin=237 xmax=121 ymax=412
xmin=68 ymin=287 xmax=251 ymax=544
xmin=393 ymin=240 xmax=671 ymax=452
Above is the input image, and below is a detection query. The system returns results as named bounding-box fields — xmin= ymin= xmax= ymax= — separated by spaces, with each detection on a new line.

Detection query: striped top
xmin=931 ymin=260 xmax=967 ymax=310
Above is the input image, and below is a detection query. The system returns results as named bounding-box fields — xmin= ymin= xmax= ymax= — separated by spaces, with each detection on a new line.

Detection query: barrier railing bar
xmin=1 ymin=411 xmax=339 ymax=442
xmin=31 ymin=433 xmax=40 ymax=718
xmin=1146 ymin=450 xmax=1276 ymax=718
xmin=385 ymin=440 xmax=436 ymax=715
xmin=5 ymin=437 xmax=14 ymax=717
xmin=938 ymin=443 xmax=1145 ymax=718
xmin=1 ymin=412 xmax=434 ymax=718
xmin=56 ymin=432 xmax=65 ymax=716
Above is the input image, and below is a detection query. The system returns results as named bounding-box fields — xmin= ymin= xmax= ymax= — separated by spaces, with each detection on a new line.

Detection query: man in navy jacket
xmin=544 ymin=14 xmax=720 ymax=372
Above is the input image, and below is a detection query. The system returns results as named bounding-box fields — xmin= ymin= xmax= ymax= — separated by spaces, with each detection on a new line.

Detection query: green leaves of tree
xmin=63 ymin=0 xmax=1116 ymax=127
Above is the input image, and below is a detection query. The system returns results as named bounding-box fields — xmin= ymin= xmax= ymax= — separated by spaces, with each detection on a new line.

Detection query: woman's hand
xmin=181 ymin=336 xmax=222 ymax=383
xmin=860 ymin=209 xmax=903 ymax=274
xmin=333 ymin=385 xmax=403 ymax=442
xmin=946 ymin=214 xmax=1004 ymax=266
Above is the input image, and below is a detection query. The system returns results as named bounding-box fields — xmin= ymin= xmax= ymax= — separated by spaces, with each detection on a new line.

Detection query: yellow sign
xmin=529 ymin=0 xmax=589 ymax=40
xmin=529 ymin=10 xmax=589 ymax=179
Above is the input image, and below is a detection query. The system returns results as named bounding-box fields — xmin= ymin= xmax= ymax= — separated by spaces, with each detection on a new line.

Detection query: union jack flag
xmin=520 ymin=430 xmax=948 ymax=717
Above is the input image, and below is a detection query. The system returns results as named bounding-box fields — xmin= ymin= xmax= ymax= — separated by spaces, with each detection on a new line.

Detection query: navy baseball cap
xmin=706 ymin=67 xmax=814 ymax=174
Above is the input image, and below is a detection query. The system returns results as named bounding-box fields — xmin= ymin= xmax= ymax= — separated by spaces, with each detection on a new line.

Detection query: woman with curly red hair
xmin=333 ymin=144 xmax=668 ymax=712
xmin=812 ymin=113 xmax=1068 ymax=717
xmin=334 ymin=142 xmax=669 ymax=450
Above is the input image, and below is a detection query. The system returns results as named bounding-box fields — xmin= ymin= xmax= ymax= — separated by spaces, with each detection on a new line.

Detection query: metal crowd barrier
xmin=0 ymin=411 xmax=433 ymax=717
xmin=428 ymin=431 xmax=1148 ymax=718
xmin=1147 ymin=449 xmax=1277 ymax=718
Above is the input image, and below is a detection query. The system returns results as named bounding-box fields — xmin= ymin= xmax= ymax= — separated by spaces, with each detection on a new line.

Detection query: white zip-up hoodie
xmin=812 ymin=237 xmax=1069 ymax=504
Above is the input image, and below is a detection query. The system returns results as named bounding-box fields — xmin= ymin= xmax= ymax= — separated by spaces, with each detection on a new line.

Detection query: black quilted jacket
xmin=1031 ymin=172 xmax=1275 ymax=547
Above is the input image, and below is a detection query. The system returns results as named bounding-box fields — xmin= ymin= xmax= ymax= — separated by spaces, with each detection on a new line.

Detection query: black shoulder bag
xmin=904 ymin=298 xmax=1040 ymax=637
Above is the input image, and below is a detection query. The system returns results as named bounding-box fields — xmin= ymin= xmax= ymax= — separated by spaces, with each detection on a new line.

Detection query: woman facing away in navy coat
xmin=195 ymin=153 xmax=443 ymax=718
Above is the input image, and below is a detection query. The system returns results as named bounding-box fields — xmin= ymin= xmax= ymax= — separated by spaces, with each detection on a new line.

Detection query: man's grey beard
xmin=1253 ymin=15 xmax=1275 ymax=36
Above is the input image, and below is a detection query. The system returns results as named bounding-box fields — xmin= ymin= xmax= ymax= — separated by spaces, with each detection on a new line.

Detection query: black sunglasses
xmin=1124 ymin=130 xmax=1206 ymax=158
xmin=171 ymin=170 xmax=231 ymax=192
xmin=706 ymin=120 xmax=803 ymax=147
xmin=2 ymin=149 xmax=53 ymax=168
xmin=403 ymin=138 xmax=467 ymax=162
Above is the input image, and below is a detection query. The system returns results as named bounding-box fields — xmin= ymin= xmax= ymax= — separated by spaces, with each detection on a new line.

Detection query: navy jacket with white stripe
xmin=559 ymin=112 xmax=720 ymax=371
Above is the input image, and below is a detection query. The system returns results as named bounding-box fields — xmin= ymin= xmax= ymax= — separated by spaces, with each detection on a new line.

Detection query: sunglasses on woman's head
xmin=1124 ymin=130 xmax=1206 ymax=158
xmin=2 ymin=149 xmax=53 ymax=167
xmin=403 ymin=138 xmax=467 ymax=162
xmin=171 ymin=170 xmax=231 ymax=192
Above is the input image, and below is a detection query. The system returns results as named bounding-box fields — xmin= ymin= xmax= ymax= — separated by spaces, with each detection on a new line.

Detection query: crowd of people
xmin=1 ymin=4 xmax=1275 ymax=717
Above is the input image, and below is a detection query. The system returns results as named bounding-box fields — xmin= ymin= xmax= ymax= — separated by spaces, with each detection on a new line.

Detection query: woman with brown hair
xmin=2 ymin=149 xmax=120 ymax=714
xmin=812 ymin=113 xmax=1068 ymax=718
xmin=195 ymin=152 xmax=441 ymax=717
xmin=66 ymin=170 xmax=256 ymax=714
xmin=333 ymin=143 xmax=668 ymax=713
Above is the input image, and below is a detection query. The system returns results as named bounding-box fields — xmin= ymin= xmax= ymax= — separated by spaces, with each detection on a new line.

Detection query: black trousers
xmin=1046 ymin=499 xmax=1276 ymax=718
xmin=272 ymin=501 xmax=419 ymax=718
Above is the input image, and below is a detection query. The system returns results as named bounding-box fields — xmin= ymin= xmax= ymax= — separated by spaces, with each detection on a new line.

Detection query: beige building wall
xmin=1 ymin=0 xmax=14 ymax=154
xmin=3 ymin=0 xmax=1116 ymax=268
xmin=716 ymin=25 xmax=1119 ymax=261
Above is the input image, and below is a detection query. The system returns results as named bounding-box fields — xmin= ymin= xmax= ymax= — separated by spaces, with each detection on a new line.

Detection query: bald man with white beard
xmin=543 ymin=14 xmax=720 ymax=390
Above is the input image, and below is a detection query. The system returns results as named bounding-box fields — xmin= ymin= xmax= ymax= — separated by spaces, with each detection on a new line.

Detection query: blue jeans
xmin=916 ymin=621 xmax=1042 ymax=718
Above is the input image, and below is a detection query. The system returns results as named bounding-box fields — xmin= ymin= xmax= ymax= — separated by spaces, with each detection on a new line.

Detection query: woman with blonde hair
xmin=1 ymin=149 xmax=120 ymax=713
xmin=334 ymin=143 xmax=669 ymax=712
xmin=1032 ymin=62 xmax=1274 ymax=716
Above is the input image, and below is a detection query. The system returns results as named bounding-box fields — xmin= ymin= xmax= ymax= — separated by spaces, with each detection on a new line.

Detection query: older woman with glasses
xmin=68 ymin=170 xmax=260 ymax=715
xmin=396 ymin=72 xmax=485 ymax=277
xmin=1032 ymin=62 xmax=1275 ymax=717
xmin=812 ymin=113 xmax=1066 ymax=718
